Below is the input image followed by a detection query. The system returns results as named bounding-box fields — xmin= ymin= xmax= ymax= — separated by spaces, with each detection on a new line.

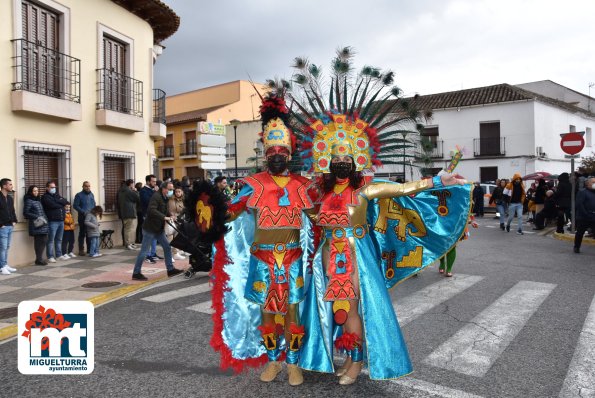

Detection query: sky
xmin=154 ymin=0 xmax=595 ymax=99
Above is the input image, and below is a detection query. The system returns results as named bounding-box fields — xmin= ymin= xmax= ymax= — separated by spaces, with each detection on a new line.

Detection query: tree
xmin=580 ymin=152 xmax=595 ymax=175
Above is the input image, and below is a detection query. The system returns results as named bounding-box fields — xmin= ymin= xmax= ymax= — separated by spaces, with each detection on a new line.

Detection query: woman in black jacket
xmin=555 ymin=173 xmax=572 ymax=233
xmin=23 ymin=186 xmax=49 ymax=265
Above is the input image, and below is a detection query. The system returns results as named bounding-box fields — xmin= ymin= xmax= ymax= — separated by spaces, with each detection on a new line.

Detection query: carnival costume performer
xmin=209 ymin=94 xmax=315 ymax=386
xmin=283 ymin=48 xmax=472 ymax=384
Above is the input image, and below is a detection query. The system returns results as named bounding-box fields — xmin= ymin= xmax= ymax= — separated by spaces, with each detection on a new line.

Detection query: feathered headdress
xmin=272 ymin=46 xmax=430 ymax=173
xmin=258 ymin=93 xmax=296 ymax=154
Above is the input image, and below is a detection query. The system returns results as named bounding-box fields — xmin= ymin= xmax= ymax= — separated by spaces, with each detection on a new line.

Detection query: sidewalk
xmin=552 ymin=230 xmax=595 ymax=246
xmin=0 ymin=247 xmax=189 ymax=341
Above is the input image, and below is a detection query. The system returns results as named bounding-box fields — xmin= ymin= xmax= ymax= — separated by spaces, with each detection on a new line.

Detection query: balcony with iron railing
xmin=150 ymin=88 xmax=167 ymax=140
xmin=416 ymin=139 xmax=444 ymax=159
xmin=157 ymin=145 xmax=174 ymax=159
xmin=10 ymin=38 xmax=81 ymax=120
xmin=473 ymin=137 xmax=506 ymax=157
xmin=96 ymin=68 xmax=144 ymax=132
xmin=180 ymin=141 xmax=197 ymax=157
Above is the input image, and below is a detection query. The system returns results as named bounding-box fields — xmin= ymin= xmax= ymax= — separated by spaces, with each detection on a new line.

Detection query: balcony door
xmin=102 ymin=36 xmax=127 ymax=112
xmin=22 ymin=0 xmax=60 ymax=96
xmin=479 ymin=122 xmax=500 ymax=156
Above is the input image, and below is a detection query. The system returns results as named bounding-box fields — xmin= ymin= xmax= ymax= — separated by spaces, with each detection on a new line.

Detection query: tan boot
xmin=260 ymin=361 xmax=282 ymax=382
xmin=287 ymin=364 xmax=304 ymax=386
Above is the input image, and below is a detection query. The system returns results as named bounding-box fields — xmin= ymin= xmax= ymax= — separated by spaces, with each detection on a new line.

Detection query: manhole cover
xmin=81 ymin=281 xmax=121 ymax=288
xmin=0 ymin=306 xmax=18 ymax=320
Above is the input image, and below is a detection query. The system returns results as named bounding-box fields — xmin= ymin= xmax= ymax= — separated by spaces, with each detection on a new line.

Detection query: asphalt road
xmin=1 ymin=217 xmax=594 ymax=398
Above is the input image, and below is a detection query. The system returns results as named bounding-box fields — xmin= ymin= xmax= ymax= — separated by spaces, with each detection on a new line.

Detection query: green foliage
xmin=580 ymin=152 xmax=595 ymax=174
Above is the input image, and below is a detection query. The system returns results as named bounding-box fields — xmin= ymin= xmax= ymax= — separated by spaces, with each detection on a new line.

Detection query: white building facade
xmin=377 ymin=83 xmax=594 ymax=182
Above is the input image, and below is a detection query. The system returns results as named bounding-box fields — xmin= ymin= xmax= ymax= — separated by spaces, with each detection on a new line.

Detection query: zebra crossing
xmin=136 ymin=273 xmax=595 ymax=397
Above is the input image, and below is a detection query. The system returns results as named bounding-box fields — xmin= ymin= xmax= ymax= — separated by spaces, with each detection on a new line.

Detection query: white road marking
xmin=186 ymin=300 xmax=213 ymax=314
xmin=390 ymin=377 xmax=485 ymax=398
xmin=141 ymin=282 xmax=211 ymax=303
xmin=424 ymin=281 xmax=556 ymax=377
xmin=394 ymin=274 xmax=485 ymax=326
xmin=559 ymin=294 xmax=595 ymax=398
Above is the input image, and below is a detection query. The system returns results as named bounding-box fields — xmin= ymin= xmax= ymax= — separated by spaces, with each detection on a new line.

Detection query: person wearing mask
xmin=41 ymin=181 xmax=69 ymax=262
xmin=23 ymin=185 xmax=49 ymax=266
xmin=0 ymin=178 xmax=18 ymax=274
xmin=118 ymin=179 xmax=140 ymax=250
xmin=85 ymin=206 xmax=103 ymax=257
xmin=503 ymin=173 xmax=526 ymax=234
xmin=132 ymin=182 xmax=183 ymax=280
xmin=73 ymin=181 xmax=96 ymax=255
xmin=62 ymin=203 xmax=76 ymax=258
xmin=574 ymin=177 xmax=595 ymax=253
xmin=532 ymin=190 xmax=557 ymax=230
xmin=139 ymin=175 xmax=161 ymax=263
xmin=166 ymin=185 xmax=186 ymax=261
xmin=489 ymin=179 xmax=507 ymax=230
xmin=555 ymin=173 xmax=572 ymax=234
xmin=472 ymin=182 xmax=484 ymax=217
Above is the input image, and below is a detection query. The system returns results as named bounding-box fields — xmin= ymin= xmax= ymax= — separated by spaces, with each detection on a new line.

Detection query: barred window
xmin=23 ymin=146 xmax=70 ymax=199
xmin=100 ymin=151 xmax=134 ymax=213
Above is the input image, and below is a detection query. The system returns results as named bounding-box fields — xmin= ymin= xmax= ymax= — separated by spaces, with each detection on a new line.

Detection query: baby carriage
xmin=169 ymin=179 xmax=230 ymax=279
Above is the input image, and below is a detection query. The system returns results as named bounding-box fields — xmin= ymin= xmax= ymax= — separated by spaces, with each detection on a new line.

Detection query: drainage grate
xmin=0 ymin=306 xmax=18 ymax=320
xmin=81 ymin=281 xmax=121 ymax=288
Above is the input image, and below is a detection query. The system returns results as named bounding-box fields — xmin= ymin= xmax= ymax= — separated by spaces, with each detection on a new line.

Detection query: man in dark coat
xmin=73 ymin=181 xmax=96 ymax=255
xmin=132 ymin=182 xmax=183 ymax=280
xmin=532 ymin=190 xmax=557 ymax=230
xmin=41 ymin=181 xmax=68 ymax=262
xmin=574 ymin=177 xmax=595 ymax=253
xmin=472 ymin=182 xmax=484 ymax=217
xmin=139 ymin=174 xmax=159 ymax=262
xmin=118 ymin=179 xmax=140 ymax=250
xmin=555 ymin=173 xmax=572 ymax=233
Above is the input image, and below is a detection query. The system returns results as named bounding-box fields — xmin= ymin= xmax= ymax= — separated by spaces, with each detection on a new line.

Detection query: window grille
xmin=22 ymin=146 xmax=70 ymax=199
xmin=226 ymin=143 xmax=236 ymax=159
xmin=102 ymin=154 xmax=133 ymax=213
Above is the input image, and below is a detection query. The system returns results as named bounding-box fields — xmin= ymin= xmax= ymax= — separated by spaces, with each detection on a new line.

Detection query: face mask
xmin=267 ymin=154 xmax=288 ymax=175
xmin=514 ymin=180 xmax=520 ymax=185
xmin=330 ymin=161 xmax=353 ymax=179
xmin=49 ymin=188 xmax=56 ymax=194
xmin=167 ymin=190 xmax=174 ymax=198
xmin=591 ymin=183 xmax=595 ymax=190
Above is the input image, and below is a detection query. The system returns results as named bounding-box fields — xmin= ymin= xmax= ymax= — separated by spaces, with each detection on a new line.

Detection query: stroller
xmin=169 ymin=179 xmax=230 ymax=279
xmin=169 ymin=219 xmax=214 ymax=279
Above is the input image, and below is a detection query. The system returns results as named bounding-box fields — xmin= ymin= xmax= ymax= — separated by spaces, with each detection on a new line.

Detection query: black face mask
xmin=330 ymin=161 xmax=353 ymax=179
xmin=267 ymin=154 xmax=288 ymax=175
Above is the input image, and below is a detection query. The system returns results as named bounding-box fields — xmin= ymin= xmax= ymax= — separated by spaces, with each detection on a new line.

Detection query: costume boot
xmin=259 ymin=325 xmax=282 ymax=382
xmin=339 ymin=345 xmax=363 ymax=386
xmin=286 ymin=323 xmax=305 ymax=386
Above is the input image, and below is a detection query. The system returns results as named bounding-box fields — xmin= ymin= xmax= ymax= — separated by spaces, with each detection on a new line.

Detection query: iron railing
xmin=157 ymin=145 xmax=174 ymax=158
xmin=179 ymin=141 xmax=197 ymax=156
xmin=96 ymin=68 xmax=143 ymax=117
xmin=11 ymin=39 xmax=80 ymax=103
xmin=473 ymin=137 xmax=506 ymax=157
xmin=416 ymin=139 xmax=444 ymax=159
xmin=153 ymin=88 xmax=166 ymax=124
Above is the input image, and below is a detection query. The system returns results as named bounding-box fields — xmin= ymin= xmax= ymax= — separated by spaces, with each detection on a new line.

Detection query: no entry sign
xmin=560 ymin=132 xmax=585 ymax=155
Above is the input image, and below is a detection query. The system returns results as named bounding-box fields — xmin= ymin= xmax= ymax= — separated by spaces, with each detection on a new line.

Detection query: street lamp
xmin=230 ymin=119 xmax=241 ymax=178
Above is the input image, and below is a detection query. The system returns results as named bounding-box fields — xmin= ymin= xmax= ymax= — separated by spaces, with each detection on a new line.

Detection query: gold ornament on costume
xmin=311 ymin=114 xmax=372 ymax=173
xmin=263 ymin=117 xmax=292 ymax=151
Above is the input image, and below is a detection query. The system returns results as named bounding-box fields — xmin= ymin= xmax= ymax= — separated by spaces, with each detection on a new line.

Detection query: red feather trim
xmin=257 ymin=324 xmax=276 ymax=336
xmin=334 ymin=332 xmax=362 ymax=351
xmin=209 ymin=239 xmax=268 ymax=373
xmin=289 ymin=323 xmax=305 ymax=335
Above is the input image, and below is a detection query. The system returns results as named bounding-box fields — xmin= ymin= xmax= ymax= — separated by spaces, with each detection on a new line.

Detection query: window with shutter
xmin=21 ymin=0 xmax=60 ymax=97
xmin=102 ymin=35 xmax=128 ymax=112
xmin=101 ymin=153 xmax=134 ymax=213
xmin=479 ymin=122 xmax=501 ymax=156
xmin=23 ymin=147 xmax=70 ymax=199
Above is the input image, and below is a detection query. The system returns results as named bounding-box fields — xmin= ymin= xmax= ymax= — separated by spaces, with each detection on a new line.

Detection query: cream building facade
xmin=158 ymin=81 xmax=267 ymax=180
xmin=0 ymin=0 xmax=179 ymax=266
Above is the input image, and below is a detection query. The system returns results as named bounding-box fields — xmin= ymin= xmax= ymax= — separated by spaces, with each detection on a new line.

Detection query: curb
xmin=552 ymin=232 xmax=595 ymax=245
xmin=0 ymin=274 xmax=170 ymax=342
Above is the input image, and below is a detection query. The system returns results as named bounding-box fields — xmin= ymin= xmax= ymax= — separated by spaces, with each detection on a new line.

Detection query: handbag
xmin=33 ymin=216 xmax=48 ymax=228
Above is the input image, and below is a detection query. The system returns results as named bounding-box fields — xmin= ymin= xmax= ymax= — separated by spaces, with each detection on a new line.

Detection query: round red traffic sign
xmin=560 ymin=132 xmax=585 ymax=155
